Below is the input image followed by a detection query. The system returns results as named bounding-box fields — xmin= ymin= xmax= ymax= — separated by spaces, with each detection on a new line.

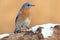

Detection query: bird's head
xmin=20 ymin=2 xmax=35 ymax=10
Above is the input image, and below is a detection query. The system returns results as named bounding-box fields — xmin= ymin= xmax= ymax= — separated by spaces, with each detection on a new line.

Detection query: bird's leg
xmin=26 ymin=26 xmax=30 ymax=29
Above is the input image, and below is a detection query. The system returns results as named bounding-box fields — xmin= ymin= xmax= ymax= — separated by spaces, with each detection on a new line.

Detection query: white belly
xmin=22 ymin=18 xmax=30 ymax=27
xmin=17 ymin=18 xmax=30 ymax=28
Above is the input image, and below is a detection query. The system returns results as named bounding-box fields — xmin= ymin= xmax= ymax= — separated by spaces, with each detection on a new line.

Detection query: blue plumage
xmin=20 ymin=2 xmax=32 ymax=10
xmin=14 ymin=27 xmax=20 ymax=34
xmin=15 ymin=11 xmax=21 ymax=23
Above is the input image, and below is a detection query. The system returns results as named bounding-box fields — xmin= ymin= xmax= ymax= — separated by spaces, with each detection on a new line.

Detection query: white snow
xmin=27 ymin=25 xmax=42 ymax=33
xmin=28 ymin=23 xmax=60 ymax=38
xmin=0 ymin=34 xmax=10 ymax=39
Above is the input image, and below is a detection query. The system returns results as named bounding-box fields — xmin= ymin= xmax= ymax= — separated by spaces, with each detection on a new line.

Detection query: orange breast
xmin=21 ymin=7 xmax=30 ymax=17
xmin=17 ymin=7 xmax=30 ymax=22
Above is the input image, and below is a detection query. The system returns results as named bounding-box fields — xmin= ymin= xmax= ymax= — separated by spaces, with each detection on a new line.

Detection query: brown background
xmin=0 ymin=0 xmax=60 ymax=34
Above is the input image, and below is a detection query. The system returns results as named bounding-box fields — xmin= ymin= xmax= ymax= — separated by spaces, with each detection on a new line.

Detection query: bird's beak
xmin=31 ymin=5 xmax=35 ymax=6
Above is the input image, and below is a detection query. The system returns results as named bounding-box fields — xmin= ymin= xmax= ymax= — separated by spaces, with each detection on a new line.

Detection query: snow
xmin=41 ymin=23 xmax=59 ymax=38
xmin=0 ymin=34 xmax=10 ymax=39
xmin=27 ymin=25 xmax=42 ymax=33
xmin=28 ymin=23 xmax=60 ymax=38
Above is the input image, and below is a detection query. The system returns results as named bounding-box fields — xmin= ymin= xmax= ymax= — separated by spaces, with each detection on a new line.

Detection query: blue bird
xmin=14 ymin=2 xmax=35 ymax=34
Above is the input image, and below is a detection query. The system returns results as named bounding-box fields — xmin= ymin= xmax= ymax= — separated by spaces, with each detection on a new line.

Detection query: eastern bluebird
xmin=14 ymin=2 xmax=35 ymax=34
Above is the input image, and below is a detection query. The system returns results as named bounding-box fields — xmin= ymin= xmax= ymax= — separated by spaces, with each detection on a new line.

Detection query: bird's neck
xmin=20 ymin=7 xmax=30 ymax=17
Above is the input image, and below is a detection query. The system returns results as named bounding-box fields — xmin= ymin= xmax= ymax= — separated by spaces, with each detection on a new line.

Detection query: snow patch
xmin=0 ymin=34 xmax=10 ymax=39
xmin=27 ymin=25 xmax=43 ymax=33
xmin=27 ymin=23 xmax=60 ymax=38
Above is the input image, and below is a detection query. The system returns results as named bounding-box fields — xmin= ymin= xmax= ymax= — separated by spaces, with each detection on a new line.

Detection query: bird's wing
xmin=15 ymin=11 xmax=21 ymax=23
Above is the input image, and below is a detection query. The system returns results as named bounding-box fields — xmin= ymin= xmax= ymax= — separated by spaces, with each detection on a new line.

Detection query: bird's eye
xmin=27 ymin=4 xmax=30 ymax=6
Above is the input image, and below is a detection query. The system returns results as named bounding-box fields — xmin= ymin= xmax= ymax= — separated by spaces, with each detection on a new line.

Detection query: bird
xmin=14 ymin=2 xmax=35 ymax=34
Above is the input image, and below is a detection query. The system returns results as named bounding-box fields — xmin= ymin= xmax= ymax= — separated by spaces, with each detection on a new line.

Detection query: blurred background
xmin=0 ymin=0 xmax=60 ymax=34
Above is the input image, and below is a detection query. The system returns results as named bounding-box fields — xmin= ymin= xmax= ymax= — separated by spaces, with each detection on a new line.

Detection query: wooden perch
xmin=0 ymin=24 xmax=60 ymax=40
xmin=0 ymin=27 xmax=43 ymax=40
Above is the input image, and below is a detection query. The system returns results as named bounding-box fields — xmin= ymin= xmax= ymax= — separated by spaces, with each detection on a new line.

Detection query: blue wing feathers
xmin=15 ymin=11 xmax=21 ymax=22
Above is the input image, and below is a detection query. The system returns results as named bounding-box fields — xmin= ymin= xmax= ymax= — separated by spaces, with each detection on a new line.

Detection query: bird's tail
xmin=14 ymin=27 xmax=21 ymax=34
